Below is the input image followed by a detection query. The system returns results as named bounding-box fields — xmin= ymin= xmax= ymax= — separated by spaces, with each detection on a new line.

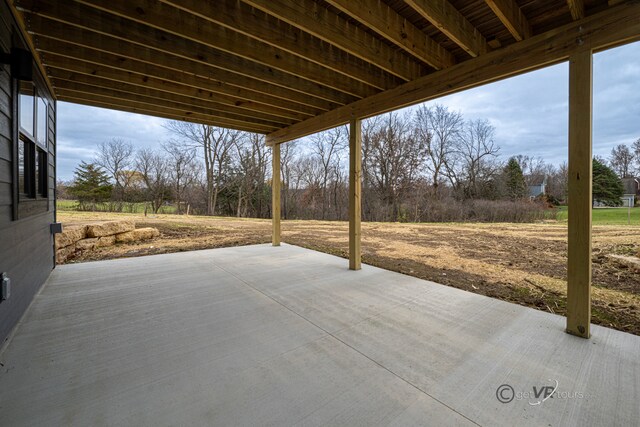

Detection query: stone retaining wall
xmin=55 ymin=220 xmax=159 ymax=263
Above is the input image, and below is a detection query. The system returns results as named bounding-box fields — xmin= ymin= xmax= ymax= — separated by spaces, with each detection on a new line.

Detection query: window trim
xmin=37 ymin=95 xmax=48 ymax=148
xmin=12 ymin=57 xmax=52 ymax=220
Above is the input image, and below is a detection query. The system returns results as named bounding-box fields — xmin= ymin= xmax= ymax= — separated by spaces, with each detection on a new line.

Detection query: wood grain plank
xmin=21 ymin=0 xmax=371 ymax=100
xmin=161 ymin=0 xmax=400 ymax=91
xmin=324 ymin=0 xmax=455 ymax=69
xmin=349 ymin=119 xmax=362 ymax=271
xmin=241 ymin=0 xmax=424 ymax=80
xmin=272 ymin=144 xmax=281 ymax=246
xmin=404 ymin=0 xmax=488 ymax=57
xmin=566 ymin=49 xmax=593 ymax=339
xmin=31 ymin=27 xmax=331 ymax=116
xmin=266 ymin=4 xmax=640 ymax=144
xmin=484 ymin=0 xmax=532 ymax=41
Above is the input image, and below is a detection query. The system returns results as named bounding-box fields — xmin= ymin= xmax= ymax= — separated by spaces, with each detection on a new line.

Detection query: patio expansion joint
xmin=212 ymin=260 xmax=482 ymax=427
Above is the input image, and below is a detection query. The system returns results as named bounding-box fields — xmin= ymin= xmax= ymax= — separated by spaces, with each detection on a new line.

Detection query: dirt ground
xmin=58 ymin=211 xmax=640 ymax=336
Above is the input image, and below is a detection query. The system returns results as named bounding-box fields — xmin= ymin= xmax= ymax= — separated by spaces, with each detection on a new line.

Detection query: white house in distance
xmin=527 ymin=174 xmax=547 ymax=198
xmin=622 ymin=177 xmax=640 ymax=207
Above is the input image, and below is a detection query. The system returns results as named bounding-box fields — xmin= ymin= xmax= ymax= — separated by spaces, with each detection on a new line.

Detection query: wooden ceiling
xmin=10 ymin=0 xmax=639 ymax=142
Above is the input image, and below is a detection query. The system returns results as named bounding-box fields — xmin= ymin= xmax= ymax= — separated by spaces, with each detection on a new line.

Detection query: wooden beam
xmin=17 ymin=0 xmax=356 ymax=107
xmin=566 ymin=48 xmax=592 ymax=339
xmin=349 ymin=118 xmax=362 ymax=271
xmin=56 ymin=89 xmax=278 ymax=133
xmin=35 ymin=39 xmax=327 ymax=121
xmin=70 ymin=0 xmax=375 ymax=99
xmin=272 ymin=144 xmax=281 ymax=246
xmin=52 ymin=80 xmax=290 ymax=129
xmin=323 ymin=0 xmax=455 ymax=69
xmin=23 ymin=14 xmax=330 ymax=116
xmin=241 ymin=0 xmax=425 ymax=80
xmin=160 ymin=0 xmax=400 ymax=91
xmin=6 ymin=0 xmax=55 ymax=97
xmin=58 ymin=94 xmax=272 ymax=134
xmin=49 ymin=73 xmax=296 ymax=126
xmin=266 ymin=3 xmax=640 ymax=145
xmin=484 ymin=0 xmax=532 ymax=41
xmin=567 ymin=0 xmax=586 ymax=20
xmin=404 ymin=0 xmax=489 ymax=57
xmin=43 ymin=58 xmax=312 ymax=125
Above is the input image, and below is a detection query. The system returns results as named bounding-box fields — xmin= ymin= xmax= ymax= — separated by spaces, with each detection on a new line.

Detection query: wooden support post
xmin=567 ymin=49 xmax=593 ymax=338
xmin=272 ymin=143 xmax=281 ymax=246
xmin=349 ymin=118 xmax=362 ymax=270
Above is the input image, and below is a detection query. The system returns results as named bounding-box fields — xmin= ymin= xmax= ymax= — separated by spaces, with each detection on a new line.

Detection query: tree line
xmin=60 ymin=104 xmax=639 ymax=221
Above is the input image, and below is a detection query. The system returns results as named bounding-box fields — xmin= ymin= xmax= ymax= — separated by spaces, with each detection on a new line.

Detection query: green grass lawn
xmin=57 ymin=200 xmax=177 ymax=214
xmin=556 ymin=205 xmax=640 ymax=225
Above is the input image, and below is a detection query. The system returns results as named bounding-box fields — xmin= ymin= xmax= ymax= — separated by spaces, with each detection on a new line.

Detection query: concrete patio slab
xmin=0 ymin=244 xmax=638 ymax=426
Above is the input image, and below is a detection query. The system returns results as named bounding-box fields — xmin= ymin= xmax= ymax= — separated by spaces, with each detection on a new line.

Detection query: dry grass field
xmin=58 ymin=211 xmax=640 ymax=336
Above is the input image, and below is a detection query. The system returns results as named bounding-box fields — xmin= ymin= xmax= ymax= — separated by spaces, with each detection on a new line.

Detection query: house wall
xmin=0 ymin=2 xmax=56 ymax=346
xmin=528 ymin=184 xmax=545 ymax=198
xmin=621 ymin=195 xmax=635 ymax=207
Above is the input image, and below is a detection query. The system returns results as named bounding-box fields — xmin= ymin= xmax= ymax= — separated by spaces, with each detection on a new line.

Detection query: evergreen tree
xmin=69 ymin=162 xmax=113 ymax=209
xmin=593 ymin=158 xmax=623 ymax=206
xmin=503 ymin=157 xmax=527 ymax=200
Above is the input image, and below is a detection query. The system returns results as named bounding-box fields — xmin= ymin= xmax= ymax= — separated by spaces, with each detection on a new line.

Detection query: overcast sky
xmin=57 ymin=41 xmax=640 ymax=181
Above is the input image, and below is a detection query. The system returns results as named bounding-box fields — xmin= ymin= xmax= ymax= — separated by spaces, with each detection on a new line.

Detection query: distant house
xmin=527 ymin=174 xmax=547 ymax=198
xmin=621 ymin=177 xmax=640 ymax=207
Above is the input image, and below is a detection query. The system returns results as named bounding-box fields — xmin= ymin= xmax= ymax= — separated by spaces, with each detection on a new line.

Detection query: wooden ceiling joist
xmin=240 ymin=0 xmax=425 ymax=80
xmin=35 ymin=38 xmax=328 ymax=121
xmin=484 ymin=0 xmax=532 ymax=41
xmin=54 ymin=81 xmax=287 ymax=130
xmin=50 ymin=76 xmax=297 ymax=127
xmin=44 ymin=57 xmax=314 ymax=123
xmin=18 ymin=0 xmax=357 ymax=106
xmin=6 ymin=0 xmax=54 ymax=96
xmin=58 ymin=94 xmax=274 ymax=134
xmin=266 ymin=2 xmax=640 ymax=145
xmin=567 ymin=0 xmax=586 ymax=20
xmin=9 ymin=0 xmax=635 ymax=140
xmin=160 ymin=0 xmax=401 ymax=91
xmin=70 ymin=0 xmax=377 ymax=99
xmin=24 ymin=16 xmax=325 ymax=117
xmin=404 ymin=0 xmax=489 ymax=57
xmin=323 ymin=0 xmax=455 ymax=69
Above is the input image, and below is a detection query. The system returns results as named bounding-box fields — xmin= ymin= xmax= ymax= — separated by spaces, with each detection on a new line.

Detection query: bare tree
xmin=280 ymin=140 xmax=298 ymax=219
xmin=165 ymin=122 xmax=241 ymax=215
xmin=95 ymin=138 xmax=133 ymax=205
xmin=362 ymin=112 xmax=427 ymax=220
xmin=162 ymin=139 xmax=198 ymax=214
xmin=513 ymin=155 xmax=547 ymax=186
xmin=295 ymin=153 xmax=325 ymax=217
xmin=135 ymin=149 xmax=170 ymax=214
xmin=308 ymin=126 xmax=347 ymax=219
xmin=414 ymin=104 xmax=462 ymax=195
xmin=610 ymin=143 xmax=636 ymax=178
xmin=633 ymin=138 xmax=640 ymax=175
xmin=233 ymin=133 xmax=270 ymax=217
xmin=445 ymin=118 xmax=499 ymax=199
xmin=544 ymin=162 xmax=568 ymax=202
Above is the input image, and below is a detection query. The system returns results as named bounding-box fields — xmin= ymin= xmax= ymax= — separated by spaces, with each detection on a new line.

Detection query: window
xmin=37 ymin=97 xmax=47 ymax=147
xmin=17 ymin=80 xmax=49 ymax=203
xmin=19 ymin=82 xmax=34 ymax=137
xmin=18 ymin=133 xmax=35 ymax=198
xmin=37 ymin=148 xmax=47 ymax=197
xmin=18 ymin=137 xmax=24 ymax=194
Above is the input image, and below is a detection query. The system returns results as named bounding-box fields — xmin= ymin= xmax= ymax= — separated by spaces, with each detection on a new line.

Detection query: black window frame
xmin=13 ymin=65 xmax=51 ymax=220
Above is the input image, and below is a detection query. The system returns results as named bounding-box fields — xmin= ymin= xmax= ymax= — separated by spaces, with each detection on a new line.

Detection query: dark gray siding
xmin=0 ymin=1 xmax=56 ymax=346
